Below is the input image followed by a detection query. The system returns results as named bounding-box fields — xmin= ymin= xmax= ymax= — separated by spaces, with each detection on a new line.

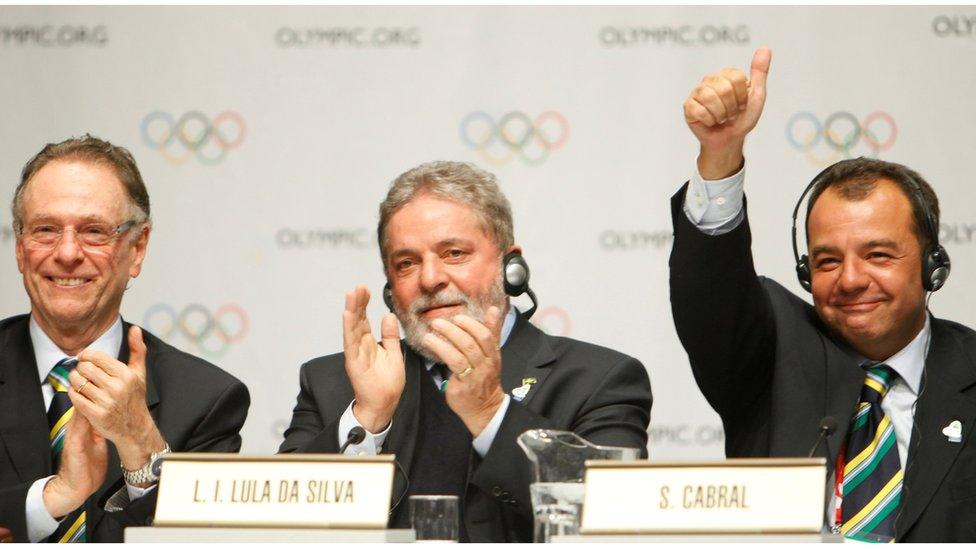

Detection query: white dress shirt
xmin=338 ymin=305 xmax=518 ymax=458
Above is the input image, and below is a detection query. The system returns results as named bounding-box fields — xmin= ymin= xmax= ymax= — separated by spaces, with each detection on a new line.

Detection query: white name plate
xmin=581 ymin=458 xmax=826 ymax=535
xmin=153 ymin=453 xmax=395 ymax=528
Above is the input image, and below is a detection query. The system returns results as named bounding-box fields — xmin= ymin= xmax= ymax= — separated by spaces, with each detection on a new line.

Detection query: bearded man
xmin=278 ymin=161 xmax=651 ymax=542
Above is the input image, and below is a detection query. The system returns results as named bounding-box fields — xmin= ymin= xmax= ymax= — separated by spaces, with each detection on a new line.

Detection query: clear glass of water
xmin=530 ymin=482 xmax=585 ymax=542
xmin=409 ymin=495 xmax=459 ymax=542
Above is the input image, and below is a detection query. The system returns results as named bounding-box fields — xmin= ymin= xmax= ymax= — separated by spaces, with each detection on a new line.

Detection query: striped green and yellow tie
xmin=47 ymin=358 xmax=87 ymax=543
xmin=841 ymin=364 xmax=902 ymax=543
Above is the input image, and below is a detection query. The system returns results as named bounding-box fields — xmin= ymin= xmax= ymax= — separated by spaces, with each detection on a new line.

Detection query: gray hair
xmin=12 ymin=134 xmax=151 ymax=234
xmin=377 ymin=161 xmax=514 ymax=266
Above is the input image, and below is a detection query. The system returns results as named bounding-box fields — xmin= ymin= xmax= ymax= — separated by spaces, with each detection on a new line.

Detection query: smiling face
xmin=807 ymin=178 xmax=928 ymax=360
xmin=384 ymin=193 xmax=514 ymax=357
xmin=15 ymin=159 xmax=149 ymax=345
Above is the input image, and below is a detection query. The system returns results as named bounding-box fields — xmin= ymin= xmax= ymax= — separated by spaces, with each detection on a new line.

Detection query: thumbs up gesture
xmin=70 ymin=326 xmax=167 ymax=478
xmin=684 ymin=47 xmax=772 ymax=179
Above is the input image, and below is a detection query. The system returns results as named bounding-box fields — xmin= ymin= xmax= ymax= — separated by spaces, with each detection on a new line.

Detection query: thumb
xmin=127 ymin=325 xmax=148 ymax=378
xmin=379 ymin=313 xmax=402 ymax=359
xmin=485 ymin=306 xmax=503 ymax=342
xmin=749 ymin=46 xmax=772 ymax=94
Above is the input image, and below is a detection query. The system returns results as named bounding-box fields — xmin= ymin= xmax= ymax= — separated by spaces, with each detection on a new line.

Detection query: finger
xmin=484 ymin=306 xmax=503 ymax=342
xmin=342 ymin=286 xmax=371 ymax=353
xmin=719 ymin=67 xmax=748 ymax=109
xmin=704 ymin=74 xmax=738 ymax=120
xmin=684 ymin=98 xmax=717 ymax=127
xmin=76 ymin=349 xmax=126 ymax=378
xmin=694 ymin=85 xmax=731 ymax=125
xmin=127 ymin=326 xmax=147 ymax=379
xmin=452 ymin=306 xmax=500 ymax=357
xmin=422 ymin=332 xmax=467 ymax=373
xmin=429 ymin=318 xmax=482 ymax=372
xmin=69 ymin=368 xmax=113 ymax=409
xmin=749 ymin=46 xmax=771 ymax=95
xmin=70 ymin=364 xmax=109 ymax=391
xmin=379 ymin=313 xmax=402 ymax=358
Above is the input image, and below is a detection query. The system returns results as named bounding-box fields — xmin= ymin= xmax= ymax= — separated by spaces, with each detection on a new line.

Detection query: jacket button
xmin=492 ymin=486 xmax=503 ymax=497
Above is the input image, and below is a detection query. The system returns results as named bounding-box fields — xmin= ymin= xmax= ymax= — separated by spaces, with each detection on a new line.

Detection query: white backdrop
xmin=2 ymin=6 xmax=975 ymax=458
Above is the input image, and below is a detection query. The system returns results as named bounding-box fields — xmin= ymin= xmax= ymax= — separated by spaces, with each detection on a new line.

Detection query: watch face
xmin=151 ymin=456 xmax=164 ymax=477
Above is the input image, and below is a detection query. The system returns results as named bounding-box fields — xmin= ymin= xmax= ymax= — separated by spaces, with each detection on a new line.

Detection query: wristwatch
xmin=122 ymin=444 xmax=171 ymax=485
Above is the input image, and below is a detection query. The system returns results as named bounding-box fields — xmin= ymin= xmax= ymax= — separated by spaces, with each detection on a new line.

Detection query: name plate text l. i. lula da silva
xmin=581 ymin=458 xmax=827 ymax=535
xmin=153 ymin=454 xmax=395 ymax=528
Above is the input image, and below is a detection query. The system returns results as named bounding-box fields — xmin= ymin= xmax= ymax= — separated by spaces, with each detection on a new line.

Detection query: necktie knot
xmin=48 ymin=358 xmax=78 ymax=393
xmin=430 ymin=363 xmax=450 ymax=393
xmin=860 ymin=363 xmax=897 ymax=404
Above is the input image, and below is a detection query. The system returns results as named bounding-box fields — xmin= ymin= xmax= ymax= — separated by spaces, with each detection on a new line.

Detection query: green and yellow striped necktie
xmin=841 ymin=364 xmax=903 ymax=543
xmin=47 ymin=358 xmax=87 ymax=543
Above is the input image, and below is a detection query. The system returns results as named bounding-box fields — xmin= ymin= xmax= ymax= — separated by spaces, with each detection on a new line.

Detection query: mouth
xmin=46 ymin=276 xmax=93 ymax=288
xmin=835 ymin=299 xmax=885 ymax=313
xmin=420 ymin=303 xmax=464 ymax=318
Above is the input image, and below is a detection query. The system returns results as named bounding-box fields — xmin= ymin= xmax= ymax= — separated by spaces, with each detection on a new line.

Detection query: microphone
xmin=339 ymin=426 xmax=367 ymax=455
xmin=807 ymin=416 xmax=837 ymax=458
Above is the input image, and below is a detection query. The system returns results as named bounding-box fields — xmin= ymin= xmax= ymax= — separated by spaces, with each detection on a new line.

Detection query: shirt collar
xmin=425 ymin=304 xmax=518 ymax=371
xmin=31 ymin=315 xmax=124 ymax=384
xmin=858 ymin=313 xmax=930 ymax=395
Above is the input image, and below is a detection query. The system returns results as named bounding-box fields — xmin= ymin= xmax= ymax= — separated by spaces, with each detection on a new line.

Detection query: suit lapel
xmin=896 ymin=320 xmax=976 ymax=537
xmin=382 ymin=348 xmax=423 ymax=500
xmin=821 ymin=334 xmax=865 ymax=467
xmin=500 ymin=314 xmax=556 ymax=407
xmin=0 ymin=316 xmax=52 ymax=482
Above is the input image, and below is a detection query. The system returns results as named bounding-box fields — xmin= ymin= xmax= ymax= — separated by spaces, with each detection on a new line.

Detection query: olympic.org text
xmin=0 ymin=25 xmax=107 ymax=46
xmin=275 ymin=27 xmax=420 ymax=47
xmin=599 ymin=25 xmax=749 ymax=47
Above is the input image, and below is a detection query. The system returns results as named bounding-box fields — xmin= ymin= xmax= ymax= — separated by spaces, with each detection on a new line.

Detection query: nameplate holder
xmin=153 ymin=453 xmax=395 ymax=528
xmin=581 ymin=458 xmax=826 ymax=535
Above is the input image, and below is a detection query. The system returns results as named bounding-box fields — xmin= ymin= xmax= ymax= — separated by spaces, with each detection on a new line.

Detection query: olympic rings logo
xmin=785 ymin=111 xmax=897 ymax=167
xmin=459 ymin=111 xmax=569 ymax=166
xmin=142 ymin=303 xmax=249 ymax=359
xmin=530 ymin=306 xmax=572 ymax=337
xmin=140 ymin=110 xmax=246 ymax=165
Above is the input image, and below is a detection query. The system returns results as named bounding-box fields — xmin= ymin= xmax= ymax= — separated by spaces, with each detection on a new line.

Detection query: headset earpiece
xmin=796 ymin=254 xmax=812 ymax=293
xmin=382 ymin=282 xmax=394 ymax=312
xmin=503 ymin=252 xmax=530 ymax=297
xmin=924 ymin=244 xmax=950 ymax=292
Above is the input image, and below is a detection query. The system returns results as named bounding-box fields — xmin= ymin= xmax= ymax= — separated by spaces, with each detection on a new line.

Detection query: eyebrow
xmin=810 ymin=239 xmax=900 ymax=257
xmin=26 ymin=214 xmax=113 ymax=225
xmin=388 ymin=238 xmax=475 ymax=259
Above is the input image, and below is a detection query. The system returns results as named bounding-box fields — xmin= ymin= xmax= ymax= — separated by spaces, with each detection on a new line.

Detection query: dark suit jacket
xmin=279 ymin=312 xmax=652 ymax=542
xmin=669 ymin=185 xmax=976 ymax=542
xmin=0 ymin=314 xmax=250 ymax=542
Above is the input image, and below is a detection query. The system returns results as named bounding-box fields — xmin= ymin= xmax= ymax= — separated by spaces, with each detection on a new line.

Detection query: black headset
xmin=791 ymin=162 xmax=950 ymax=293
xmin=382 ymin=251 xmax=538 ymax=318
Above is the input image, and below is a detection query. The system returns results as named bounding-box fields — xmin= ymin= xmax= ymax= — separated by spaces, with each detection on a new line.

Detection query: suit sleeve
xmin=669 ymin=183 xmax=776 ymax=421
xmin=469 ymin=354 xmax=652 ymax=529
xmin=278 ymin=363 xmax=343 ymax=454
xmin=0 ymin=483 xmax=32 ymax=542
xmin=100 ymin=379 xmax=250 ymax=527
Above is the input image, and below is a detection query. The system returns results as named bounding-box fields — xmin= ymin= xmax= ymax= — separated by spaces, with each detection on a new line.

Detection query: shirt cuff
xmin=683 ymin=162 xmax=746 ymax=234
xmin=472 ymin=395 xmax=511 ymax=458
xmin=338 ymin=399 xmax=391 ymax=455
xmin=26 ymin=476 xmax=59 ymax=542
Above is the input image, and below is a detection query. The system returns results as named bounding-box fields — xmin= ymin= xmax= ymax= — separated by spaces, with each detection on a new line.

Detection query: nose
xmin=419 ymin=257 xmax=449 ymax=294
xmin=53 ymin=228 xmax=85 ymax=265
xmin=836 ymin=255 xmax=870 ymax=294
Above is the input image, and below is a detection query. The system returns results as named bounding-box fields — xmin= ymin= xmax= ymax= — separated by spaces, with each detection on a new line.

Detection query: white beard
xmin=395 ymin=274 xmax=507 ymax=362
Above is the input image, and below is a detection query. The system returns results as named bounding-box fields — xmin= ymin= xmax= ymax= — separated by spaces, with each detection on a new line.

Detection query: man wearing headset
xmin=279 ymin=161 xmax=652 ymax=542
xmin=670 ymin=47 xmax=975 ymax=542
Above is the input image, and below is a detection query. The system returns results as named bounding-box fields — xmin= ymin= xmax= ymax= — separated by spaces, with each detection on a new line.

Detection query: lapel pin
xmin=942 ymin=420 xmax=963 ymax=443
xmin=512 ymin=377 xmax=537 ymax=402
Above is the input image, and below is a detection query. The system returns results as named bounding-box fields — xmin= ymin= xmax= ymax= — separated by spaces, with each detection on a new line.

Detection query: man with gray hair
xmin=0 ymin=135 xmax=249 ymax=542
xmin=280 ymin=161 xmax=652 ymax=542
